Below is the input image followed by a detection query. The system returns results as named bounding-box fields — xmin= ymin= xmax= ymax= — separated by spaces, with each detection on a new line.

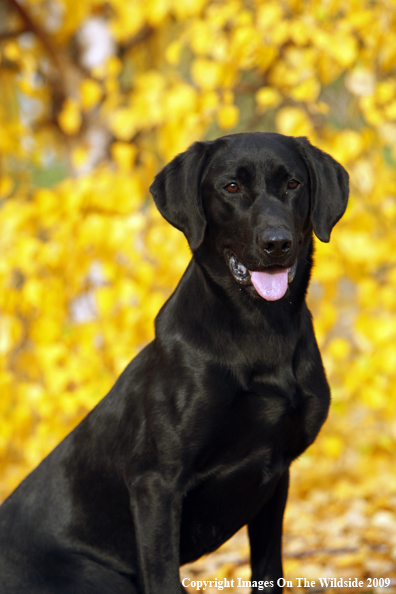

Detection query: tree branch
xmin=8 ymin=0 xmax=82 ymax=98
xmin=0 ymin=27 xmax=29 ymax=41
xmin=9 ymin=0 xmax=63 ymax=69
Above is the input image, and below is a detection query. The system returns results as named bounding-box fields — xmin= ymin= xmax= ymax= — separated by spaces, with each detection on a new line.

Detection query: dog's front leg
xmin=129 ymin=472 xmax=182 ymax=594
xmin=248 ymin=469 xmax=290 ymax=593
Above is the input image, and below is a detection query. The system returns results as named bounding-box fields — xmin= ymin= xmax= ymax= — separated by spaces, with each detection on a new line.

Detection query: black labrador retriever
xmin=0 ymin=132 xmax=348 ymax=593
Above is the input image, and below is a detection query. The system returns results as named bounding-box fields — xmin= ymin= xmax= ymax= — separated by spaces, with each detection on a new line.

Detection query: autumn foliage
xmin=1 ymin=0 xmax=396 ymax=589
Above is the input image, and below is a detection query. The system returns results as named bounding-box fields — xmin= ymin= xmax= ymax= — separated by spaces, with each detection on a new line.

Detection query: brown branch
xmin=0 ymin=27 xmax=29 ymax=41
xmin=7 ymin=0 xmax=82 ymax=97
xmin=9 ymin=0 xmax=64 ymax=70
xmin=120 ymin=25 xmax=153 ymax=54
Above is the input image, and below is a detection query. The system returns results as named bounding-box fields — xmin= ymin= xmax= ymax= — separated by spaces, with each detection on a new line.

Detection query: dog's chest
xmin=190 ymin=362 xmax=314 ymax=470
xmin=179 ymin=379 xmax=316 ymax=564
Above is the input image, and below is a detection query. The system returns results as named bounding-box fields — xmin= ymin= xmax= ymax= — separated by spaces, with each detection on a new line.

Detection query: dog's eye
xmin=287 ymin=179 xmax=299 ymax=189
xmin=224 ymin=182 xmax=239 ymax=193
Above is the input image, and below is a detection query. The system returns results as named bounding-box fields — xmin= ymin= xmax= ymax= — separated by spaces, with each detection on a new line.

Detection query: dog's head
xmin=150 ymin=132 xmax=349 ymax=301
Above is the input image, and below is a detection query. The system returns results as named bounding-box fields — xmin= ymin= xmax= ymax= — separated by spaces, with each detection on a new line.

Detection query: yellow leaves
xmin=30 ymin=317 xmax=62 ymax=344
xmin=85 ymin=176 xmax=143 ymax=216
xmin=172 ymin=0 xmax=209 ymax=20
xmin=165 ymin=40 xmax=183 ymax=65
xmin=328 ymin=34 xmax=359 ymax=69
xmin=135 ymin=69 xmax=166 ymax=107
xmin=311 ymin=27 xmax=358 ymax=69
xmin=204 ymin=0 xmax=240 ymax=30
xmin=374 ymin=80 xmax=396 ymax=105
xmin=290 ymin=78 xmax=321 ymax=103
xmin=144 ymin=0 xmax=171 ymax=26
xmin=1 ymin=164 xmax=187 ymax=497
xmin=358 ymin=278 xmax=379 ymax=310
xmin=3 ymin=42 xmax=21 ymax=62
xmin=93 ymin=55 xmax=122 ymax=81
xmin=217 ymin=104 xmax=239 ymax=130
xmin=22 ymin=277 xmax=45 ymax=310
xmin=157 ymin=117 xmax=202 ymax=161
xmin=327 ymin=338 xmax=351 ymax=362
xmin=34 ymin=188 xmax=57 ymax=214
xmin=111 ymin=142 xmax=137 ymax=172
xmin=275 ymin=106 xmax=315 ymax=138
xmin=58 ymin=98 xmax=82 ymax=135
xmin=357 ymin=314 xmax=396 ymax=347
xmin=229 ymin=25 xmax=261 ymax=69
xmin=255 ymin=45 xmax=278 ymax=72
xmin=71 ymin=146 xmax=89 ymax=170
xmin=0 ymin=316 xmax=23 ymax=356
xmin=110 ymin=2 xmax=146 ymax=41
xmin=189 ymin=20 xmax=216 ymax=56
xmin=191 ymin=58 xmax=225 ymax=91
xmin=78 ymin=213 xmax=107 ymax=247
xmin=199 ymin=90 xmax=220 ymax=117
xmin=346 ymin=68 xmax=375 ymax=97
xmin=109 ymin=107 xmax=138 ymax=141
xmin=378 ymin=33 xmax=396 ymax=73
xmin=165 ymin=82 xmax=198 ymax=117
xmin=357 ymin=79 xmax=396 ymax=127
xmin=329 ymin=129 xmax=366 ymax=164
xmin=0 ymin=175 xmax=14 ymax=198
xmin=268 ymin=60 xmax=301 ymax=91
xmin=255 ymin=87 xmax=282 ymax=111
xmin=96 ymin=286 xmax=117 ymax=317
xmin=2 ymin=3 xmax=396 ymax=574
xmin=383 ymin=100 xmax=396 ymax=120
xmin=347 ymin=7 xmax=373 ymax=31
xmin=109 ymin=74 xmax=200 ymax=151
xmin=321 ymin=435 xmax=344 ymax=459
xmin=361 ymin=385 xmax=389 ymax=411
xmin=311 ymin=302 xmax=338 ymax=346
xmin=80 ymin=78 xmax=102 ymax=111
xmin=338 ymin=230 xmax=388 ymax=268
xmin=255 ymin=3 xmax=284 ymax=33
xmin=267 ymin=45 xmax=321 ymax=103
xmin=349 ymin=158 xmax=375 ymax=194
xmin=110 ymin=71 xmax=165 ymax=139
xmin=288 ymin=17 xmax=312 ymax=46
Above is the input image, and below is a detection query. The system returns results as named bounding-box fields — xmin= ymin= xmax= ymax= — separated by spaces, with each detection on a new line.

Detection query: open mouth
xmin=226 ymin=252 xmax=297 ymax=301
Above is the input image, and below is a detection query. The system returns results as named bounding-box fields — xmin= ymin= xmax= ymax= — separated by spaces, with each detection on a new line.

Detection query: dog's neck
xmin=155 ymin=234 xmax=314 ymax=359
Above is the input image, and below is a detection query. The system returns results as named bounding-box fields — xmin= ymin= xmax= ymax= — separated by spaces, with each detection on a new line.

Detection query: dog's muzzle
xmin=226 ymin=252 xmax=297 ymax=301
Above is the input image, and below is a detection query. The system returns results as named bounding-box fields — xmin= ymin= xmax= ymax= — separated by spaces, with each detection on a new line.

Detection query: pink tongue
xmin=250 ymin=269 xmax=288 ymax=301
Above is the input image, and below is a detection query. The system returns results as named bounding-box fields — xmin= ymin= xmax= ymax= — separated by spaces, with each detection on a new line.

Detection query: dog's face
xmin=200 ymin=134 xmax=311 ymax=300
xmin=150 ymin=132 xmax=349 ymax=301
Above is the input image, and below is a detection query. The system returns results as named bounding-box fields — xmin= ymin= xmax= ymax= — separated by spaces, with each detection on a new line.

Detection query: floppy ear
xmin=295 ymin=137 xmax=349 ymax=242
xmin=149 ymin=141 xmax=210 ymax=252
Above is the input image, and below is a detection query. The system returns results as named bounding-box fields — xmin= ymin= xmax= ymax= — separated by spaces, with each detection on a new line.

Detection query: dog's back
xmin=0 ymin=133 xmax=348 ymax=594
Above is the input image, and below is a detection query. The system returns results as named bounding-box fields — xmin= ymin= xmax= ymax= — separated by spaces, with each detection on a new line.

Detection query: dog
xmin=0 ymin=132 xmax=348 ymax=593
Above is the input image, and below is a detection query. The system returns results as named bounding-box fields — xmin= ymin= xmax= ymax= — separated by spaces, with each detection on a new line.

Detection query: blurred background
xmin=1 ymin=0 xmax=396 ymax=590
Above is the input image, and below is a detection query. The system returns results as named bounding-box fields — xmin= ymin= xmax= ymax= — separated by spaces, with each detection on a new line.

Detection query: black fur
xmin=0 ymin=132 xmax=349 ymax=593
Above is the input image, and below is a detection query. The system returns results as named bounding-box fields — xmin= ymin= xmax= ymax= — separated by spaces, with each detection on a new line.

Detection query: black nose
xmin=259 ymin=228 xmax=293 ymax=257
